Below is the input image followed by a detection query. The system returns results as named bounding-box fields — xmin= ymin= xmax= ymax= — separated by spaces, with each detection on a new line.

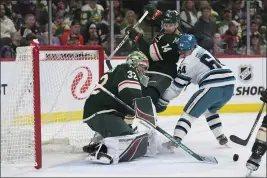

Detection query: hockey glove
xmin=125 ymin=26 xmax=142 ymax=43
xmin=157 ymin=98 xmax=169 ymax=113
xmin=260 ymin=89 xmax=267 ymax=103
xmin=143 ymin=4 xmax=163 ymax=20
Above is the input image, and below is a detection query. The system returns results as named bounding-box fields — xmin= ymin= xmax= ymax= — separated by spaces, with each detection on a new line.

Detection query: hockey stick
xmin=106 ymin=11 xmax=149 ymax=70
xmin=96 ymin=83 xmax=218 ymax=164
xmin=230 ymin=103 xmax=266 ymax=146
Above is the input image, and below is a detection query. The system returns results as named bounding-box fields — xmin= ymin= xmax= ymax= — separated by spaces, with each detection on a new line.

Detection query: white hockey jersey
xmin=162 ymin=45 xmax=236 ymax=101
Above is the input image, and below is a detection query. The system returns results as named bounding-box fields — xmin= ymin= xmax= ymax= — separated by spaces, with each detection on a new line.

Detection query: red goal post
xmin=1 ymin=42 xmax=104 ymax=169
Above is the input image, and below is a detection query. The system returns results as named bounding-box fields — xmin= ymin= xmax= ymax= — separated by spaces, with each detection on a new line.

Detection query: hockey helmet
xmin=177 ymin=34 xmax=197 ymax=52
xmin=126 ymin=51 xmax=149 ymax=86
xmin=126 ymin=51 xmax=149 ymax=69
xmin=162 ymin=10 xmax=179 ymax=34
xmin=163 ymin=10 xmax=179 ymax=24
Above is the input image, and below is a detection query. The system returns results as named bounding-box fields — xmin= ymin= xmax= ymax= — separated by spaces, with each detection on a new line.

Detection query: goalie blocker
xmin=84 ymin=97 xmax=157 ymax=164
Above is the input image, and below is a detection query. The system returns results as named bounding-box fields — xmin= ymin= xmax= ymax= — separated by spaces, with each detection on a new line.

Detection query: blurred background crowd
xmin=0 ymin=0 xmax=266 ymax=58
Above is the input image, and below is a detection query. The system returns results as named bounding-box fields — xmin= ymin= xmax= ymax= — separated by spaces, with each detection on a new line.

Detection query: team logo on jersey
xmin=162 ymin=43 xmax=172 ymax=53
xmin=238 ymin=65 xmax=253 ymax=82
xmin=71 ymin=66 xmax=93 ymax=100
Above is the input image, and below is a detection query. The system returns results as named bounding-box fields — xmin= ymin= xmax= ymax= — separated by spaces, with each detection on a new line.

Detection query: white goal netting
xmin=1 ymin=45 xmax=103 ymax=168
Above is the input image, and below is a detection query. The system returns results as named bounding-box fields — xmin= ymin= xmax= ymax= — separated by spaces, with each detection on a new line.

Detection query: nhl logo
xmin=239 ymin=65 xmax=253 ymax=82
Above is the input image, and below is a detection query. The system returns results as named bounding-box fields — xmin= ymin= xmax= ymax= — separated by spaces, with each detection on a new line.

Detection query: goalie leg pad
xmin=86 ymin=132 xmax=149 ymax=164
xmin=118 ymin=132 xmax=149 ymax=162
xmin=135 ymin=96 xmax=158 ymax=126
xmin=134 ymin=96 xmax=158 ymax=156
xmin=145 ymin=129 xmax=158 ymax=157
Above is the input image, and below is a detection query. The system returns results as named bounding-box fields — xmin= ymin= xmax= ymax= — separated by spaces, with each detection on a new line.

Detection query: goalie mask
xmin=126 ymin=51 xmax=149 ymax=87
xmin=162 ymin=10 xmax=180 ymax=34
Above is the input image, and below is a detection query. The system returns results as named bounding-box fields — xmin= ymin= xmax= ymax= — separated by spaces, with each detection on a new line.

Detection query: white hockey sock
xmin=204 ymin=111 xmax=223 ymax=138
xmin=173 ymin=112 xmax=196 ymax=140
xmin=256 ymin=126 xmax=267 ymax=143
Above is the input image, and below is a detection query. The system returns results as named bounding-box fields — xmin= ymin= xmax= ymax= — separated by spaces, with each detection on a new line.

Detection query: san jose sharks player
xmin=158 ymin=34 xmax=236 ymax=148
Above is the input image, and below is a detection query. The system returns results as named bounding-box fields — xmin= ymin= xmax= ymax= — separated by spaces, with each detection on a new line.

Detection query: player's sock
xmin=134 ymin=96 xmax=158 ymax=156
xmin=204 ymin=112 xmax=227 ymax=145
xmin=173 ymin=112 xmax=196 ymax=141
xmin=162 ymin=112 xmax=195 ymax=150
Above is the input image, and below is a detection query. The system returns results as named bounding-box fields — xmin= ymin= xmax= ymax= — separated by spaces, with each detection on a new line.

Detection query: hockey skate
xmin=162 ymin=137 xmax=181 ymax=151
xmin=83 ymin=132 xmax=103 ymax=153
xmin=246 ymin=141 xmax=266 ymax=177
xmin=246 ymin=154 xmax=261 ymax=177
xmin=83 ymin=141 xmax=100 ymax=153
xmin=216 ymin=134 xmax=228 ymax=146
xmin=85 ymin=143 xmax=114 ymax=164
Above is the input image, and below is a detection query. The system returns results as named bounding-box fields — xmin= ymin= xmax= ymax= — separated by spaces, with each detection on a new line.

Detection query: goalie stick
xmin=230 ymin=103 xmax=266 ymax=146
xmin=95 ymin=83 xmax=218 ymax=164
xmin=106 ymin=11 xmax=148 ymax=70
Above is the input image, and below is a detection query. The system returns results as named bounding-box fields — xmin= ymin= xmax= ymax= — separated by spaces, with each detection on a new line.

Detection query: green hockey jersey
xmin=137 ymin=32 xmax=182 ymax=78
xmin=83 ymin=64 xmax=142 ymax=120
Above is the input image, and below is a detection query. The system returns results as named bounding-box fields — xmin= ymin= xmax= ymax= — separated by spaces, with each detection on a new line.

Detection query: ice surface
xmin=2 ymin=113 xmax=266 ymax=177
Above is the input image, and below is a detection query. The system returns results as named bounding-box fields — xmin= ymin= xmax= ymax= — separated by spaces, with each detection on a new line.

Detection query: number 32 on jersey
xmin=127 ymin=71 xmax=138 ymax=80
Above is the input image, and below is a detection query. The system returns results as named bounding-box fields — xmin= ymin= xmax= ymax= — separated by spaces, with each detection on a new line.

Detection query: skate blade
xmin=224 ymin=143 xmax=231 ymax=148
xmin=246 ymin=169 xmax=253 ymax=177
xmin=161 ymin=143 xmax=176 ymax=153
xmin=85 ymin=155 xmax=112 ymax=164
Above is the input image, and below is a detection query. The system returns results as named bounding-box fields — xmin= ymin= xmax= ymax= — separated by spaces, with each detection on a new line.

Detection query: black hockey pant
xmin=84 ymin=113 xmax=134 ymax=138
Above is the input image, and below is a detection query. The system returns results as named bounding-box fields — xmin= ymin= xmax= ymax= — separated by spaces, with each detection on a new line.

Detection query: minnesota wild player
xmin=126 ymin=4 xmax=182 ymax=113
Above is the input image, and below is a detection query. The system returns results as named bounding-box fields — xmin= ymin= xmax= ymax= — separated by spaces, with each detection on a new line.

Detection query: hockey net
xmin=1 ymin=42 xmax=104 ymax=169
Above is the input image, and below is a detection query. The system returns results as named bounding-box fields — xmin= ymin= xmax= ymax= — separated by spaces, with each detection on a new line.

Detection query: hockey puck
xmin=233 ymin=154 xmax=239 ymax=161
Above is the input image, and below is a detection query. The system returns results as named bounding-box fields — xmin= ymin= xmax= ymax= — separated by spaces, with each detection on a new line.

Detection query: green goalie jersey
xmin=137 ymin=32 xmax=181 ymax=78
xmin=83 ymin=64 xmax=142 ymax=120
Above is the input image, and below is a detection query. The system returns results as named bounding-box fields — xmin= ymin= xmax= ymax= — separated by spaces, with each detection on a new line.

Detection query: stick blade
xmin=199 ymin=156 xmax=218 ymax=164
xmin=230 ymin=135 xmax=248 ymax=146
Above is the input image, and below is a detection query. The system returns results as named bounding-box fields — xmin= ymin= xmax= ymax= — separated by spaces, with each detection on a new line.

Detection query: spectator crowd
xmin=0 ymin=0 xmax=266 ymax=58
